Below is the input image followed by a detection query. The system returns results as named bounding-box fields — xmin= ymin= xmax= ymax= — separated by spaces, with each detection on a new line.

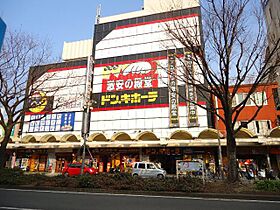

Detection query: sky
xmin=0 ymin=0 xmax=143 ymax=59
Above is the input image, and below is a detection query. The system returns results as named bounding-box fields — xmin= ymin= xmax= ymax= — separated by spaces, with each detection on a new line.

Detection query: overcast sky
xmin=0 ymin=0 xmax=143 ymax=59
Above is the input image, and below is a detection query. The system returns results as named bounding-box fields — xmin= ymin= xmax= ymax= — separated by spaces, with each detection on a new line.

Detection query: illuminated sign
xmin=93 ymin=59 xmax=168 ymax=111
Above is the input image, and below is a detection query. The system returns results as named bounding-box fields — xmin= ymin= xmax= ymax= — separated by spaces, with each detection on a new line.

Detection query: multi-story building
xmin=0 ymin=17 xmax=6 ymax=49
xmin=262 ymin=0 xmax=280 ymax=106
xmin=214 ymin=82 xmax=280 ymax=173
xmin=5 ymin=0 xmax=280 ymax=175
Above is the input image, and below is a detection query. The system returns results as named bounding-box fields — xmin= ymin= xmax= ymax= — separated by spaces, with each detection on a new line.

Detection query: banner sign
xmin=102 ymin=61 xmax=158 ymax=93
xmin=185 ymin=52 xmax=198 ymax=127
xmin=28 ymin=112 xmax=75 ymax=133
xmin=92 ymin=88 xmax=168 ymax=110
xmin=84 ymin=56 xmax=94 ymax=107
xmin=177 ymin=161 xmax=202 ymax=172
xmin=168 ymin=53 xmax=179 ymax=128
xmin=26 ymin=65 xmax=87 ymax=114
xmin=93 ymin=59 xmax=169 ymax=111
xmin=27 ymin=91 xmax=54 ymax=114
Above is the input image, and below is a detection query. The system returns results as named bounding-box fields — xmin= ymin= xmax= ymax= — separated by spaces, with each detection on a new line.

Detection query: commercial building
xmin=0 ymin=17 xmax=6 ymax=50
xmin=214 ymin=82 xmax=280 ymax=174
xmin=262 ymin=0 xmax=280 ymax=107
xmin=4 ymin=0 xmax=280 ymax=175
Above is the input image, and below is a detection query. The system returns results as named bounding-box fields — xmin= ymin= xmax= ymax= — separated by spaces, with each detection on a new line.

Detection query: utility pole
xmin=80 ymin=4 xmax=100 ymax=175
xmin=215 ymin=97 xmax=224 ymax=179
xmin=80 ymin=56 xmax=94 ymax=175
xmin=216 ymin=121 xmax=224 ymax=180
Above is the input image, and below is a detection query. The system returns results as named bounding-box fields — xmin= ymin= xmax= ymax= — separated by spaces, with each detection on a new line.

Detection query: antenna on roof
xmin=95 ymin=4 xmax=101 ymax=24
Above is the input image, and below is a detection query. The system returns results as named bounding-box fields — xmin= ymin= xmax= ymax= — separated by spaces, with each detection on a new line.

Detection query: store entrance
xmin=150 ymin=154 xmax=182 ymax=174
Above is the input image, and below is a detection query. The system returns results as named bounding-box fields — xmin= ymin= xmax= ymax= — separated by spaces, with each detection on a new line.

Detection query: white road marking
xmin=1 ymin=188 xmax=280 ymax=204
xmin=0 ymin=207 xmax=42 ymax=210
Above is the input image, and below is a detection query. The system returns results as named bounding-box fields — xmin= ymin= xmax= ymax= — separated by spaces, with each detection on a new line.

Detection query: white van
xmin=132 ymin=162 xmax=166 ymax=178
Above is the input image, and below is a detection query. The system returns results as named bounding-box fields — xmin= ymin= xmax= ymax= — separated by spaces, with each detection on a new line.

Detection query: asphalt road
xmin=0 ymin=188 xmax=279 ymax=210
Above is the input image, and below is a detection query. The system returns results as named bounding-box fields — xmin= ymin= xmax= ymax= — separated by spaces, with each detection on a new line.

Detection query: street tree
xmin=0 ymin=31 xmax=67 ymax=168
xmin=163 ymin=0 xmax=280 ymax=182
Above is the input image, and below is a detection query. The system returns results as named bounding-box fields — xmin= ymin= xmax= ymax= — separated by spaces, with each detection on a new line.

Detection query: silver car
xmin=132 ymin=162 xmax=166 ymax=178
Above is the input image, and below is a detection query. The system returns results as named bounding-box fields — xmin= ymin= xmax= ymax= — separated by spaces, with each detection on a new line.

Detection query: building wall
xmin=22 ymin=2 xmax=209 ymax=140
xmin=263 ymin=0 xmax=280 ymax=97
xmin=62 ymin=39 xmax=93 ymax=61
xmin=99 ymin=0 xmax=199 ymax=24
xmin=263 ymin=0 xmax=280 ymax=41
xmin=144 ymin=0 xmax=200 ymax=13
xmin=91 ymin=6 xmax=208 ymax=138
xmin=214 ymin=83 xmax=280 ymax=136
xmin=22 ymin=60 xmax=87 ymax=137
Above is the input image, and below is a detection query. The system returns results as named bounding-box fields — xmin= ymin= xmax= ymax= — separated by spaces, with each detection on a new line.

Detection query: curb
xmin=1 ymin=185 xmax=280 ymax=201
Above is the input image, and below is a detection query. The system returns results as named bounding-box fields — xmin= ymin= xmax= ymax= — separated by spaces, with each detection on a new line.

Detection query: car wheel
xmin=84 ymin=172 xmax=90 ymax=176
xmin=157 ymin=174 xmax=164 ymax=179
xmin=133 ymin=173 xmax=138 ymax=177
xmin=64 ymin=172 xmax=69 ymax=177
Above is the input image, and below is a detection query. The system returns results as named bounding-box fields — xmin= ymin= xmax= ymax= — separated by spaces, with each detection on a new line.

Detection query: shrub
xmin=0 ymin=170 xmax=204 ymax=192
xmin=255 ymin=180 xmax=280 ymax=192
xmin=77 ymin=175 xmax=93 ymax=188
xmin=0 ymin=168 xmax=25 ymax=185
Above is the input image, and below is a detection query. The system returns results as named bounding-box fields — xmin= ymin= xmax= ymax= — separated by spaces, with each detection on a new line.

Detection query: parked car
xmin=62 ymin=163 xmax=98 ymax=177
xmin=132 ymin=161 xmax=166 ymax=178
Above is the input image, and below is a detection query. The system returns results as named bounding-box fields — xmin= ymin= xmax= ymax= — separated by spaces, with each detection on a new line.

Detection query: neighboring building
xmin=0 ymin=18 xmax=6 ymax=49
xmin=262 ymin=0 xmax=280 ymax=105
xmin=213 ymin=83 xmax=280 ymax=173
xmin=62 ymin=39 xmax=93 ymax=61
xmin=263 ymin=0 xmax=280 ymax=45
xmin=214 ymin=83 xmax=280 ymax=136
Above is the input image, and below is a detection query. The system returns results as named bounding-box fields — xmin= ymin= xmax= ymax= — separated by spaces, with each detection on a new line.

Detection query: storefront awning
xmin=39 ymin=134 xmax=57 ymax=143
xmin=21 ymin=135 xmax=37 ymax=143
xmin=61 ymin=134 xmax=79 ymax=142
xmin=198 ymin=128 xmax=223 ymax=139
xmin=269 ymin=127 xmax=280 ymax=138
xmin=235 ymin=128 xmax=255 ymax=138
xmin=170 ymin=130 xmax=192 ymax=140
xmin=136 ymin=131 xmax=159 ymax=141
xmin=88 ymin=133 xmax=108 ymax=141
xmin=111 ymin=132 xmax=132 ymax=141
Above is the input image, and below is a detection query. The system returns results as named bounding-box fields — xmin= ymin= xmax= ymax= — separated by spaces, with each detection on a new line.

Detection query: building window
xmin=253 ymin=120 xmax=271 ymax=135
xmin=267 ymin=120 xmax=271 ymax=130
xmin=272 ymin=88 xmax=280 ymax=110
xmin=237 ymin=120 xmax=271 ymax=135
xmin=240 ymin=121 xmax=248 ymax=128
xmin=255 ymin=121 xmax=260 ymax=133
xmin=233 ymin=92 xmax=267 ymax=107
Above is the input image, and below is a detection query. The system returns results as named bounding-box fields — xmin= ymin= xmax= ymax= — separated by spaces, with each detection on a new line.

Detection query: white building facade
xmin=7 ymin=0 xmax=279 ymax=174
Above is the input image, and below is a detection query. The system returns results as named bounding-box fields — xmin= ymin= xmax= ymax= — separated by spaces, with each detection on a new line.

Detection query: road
xmin=0 ymin=188 xmax=279 ymax=210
